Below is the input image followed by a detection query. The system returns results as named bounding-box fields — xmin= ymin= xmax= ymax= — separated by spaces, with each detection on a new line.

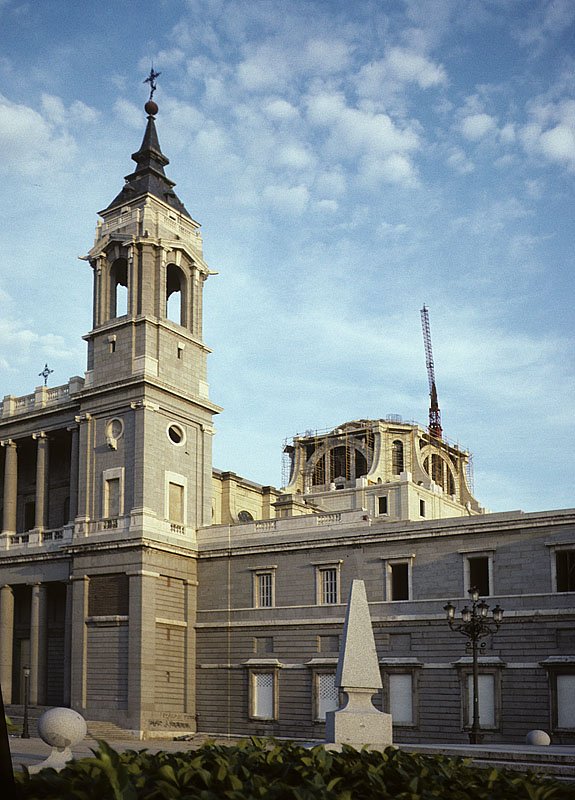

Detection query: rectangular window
xmin=251 ymin=672 xmax=275 ymax=719
xmin=556 ymin=550 xmax=575 ymax=592
xmin=390 ymin=562 xmax=409 ymax=601
xmin=168 ymin=482 xmax=184 ymax=524
xmin=315 ymin=672 xmax=339 ymax=721
xmin=257 ymin=572 xmax=273 ymax=608
xmin=465 ymin=673 xmax=496 ymax=728
xmin=378 ymin=496 xmax=388 ymax=515
xmin=389 ymin=673 xmax=413 ymax=725
xmin=320 ymin=568 xmax=338 ymax=604
xmin=105 ymin=478 xmax=120 ymax=518
xmin=252 ymin=568 xmax=276 ymax=608
xmin=468 ymin=556 xmax=490 ymax=596
xmin=419 ymin=499 xmax=425 ymax=517
xmin=556 ymin=675 xmax=575 ymax=728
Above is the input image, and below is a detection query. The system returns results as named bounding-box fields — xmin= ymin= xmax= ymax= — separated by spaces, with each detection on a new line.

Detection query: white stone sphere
xmin=37 ymin=707 xmax=87 ymax=748
xmin=526 ymin=729 xmax=551 ymax=746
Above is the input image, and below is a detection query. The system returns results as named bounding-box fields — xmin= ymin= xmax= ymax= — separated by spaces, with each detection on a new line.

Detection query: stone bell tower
xmin=78 ymin=91 xmax=221 ymax=542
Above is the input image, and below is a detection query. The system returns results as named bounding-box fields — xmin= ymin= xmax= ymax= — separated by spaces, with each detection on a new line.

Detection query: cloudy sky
xmin=0 ymin=0 xmax=573 ymax=513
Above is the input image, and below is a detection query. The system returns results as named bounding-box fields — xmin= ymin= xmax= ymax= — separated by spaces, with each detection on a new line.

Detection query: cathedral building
xmin=0 ymin=98 xmax=573 ymax=744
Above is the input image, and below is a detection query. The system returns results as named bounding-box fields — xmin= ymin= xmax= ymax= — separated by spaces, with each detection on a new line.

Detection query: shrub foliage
xmin=14 ymin=738 xmax=574 ymax=800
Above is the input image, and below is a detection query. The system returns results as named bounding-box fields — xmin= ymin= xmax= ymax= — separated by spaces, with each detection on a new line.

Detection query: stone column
xmin=29 ymin=583 xmax=48 ymax=705
xmin=62 ymin=580 xmax=73 ymax=706
xmin=0 ymin=584 xmax=15 ymax=702
xmin=70 ymin=576 xmax=89 ymax=711
xmin=2 ymin=440 xmax=18 ymax=535
xmin=127 ymin=570 xmax=157 ymax=734
xmin=75 ymin=415 xmax=92 ymax=530
xmin=67 ymin=426 xmax=79 ymax=523
xmin=33 ymin=433 xmax=49 ymax=530
xmin=184 ymin=576 xmax=198 ymax=721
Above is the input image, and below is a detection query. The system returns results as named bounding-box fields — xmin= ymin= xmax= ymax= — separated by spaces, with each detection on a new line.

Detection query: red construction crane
xmin=420 ymin=305 xmax=443 ymax=439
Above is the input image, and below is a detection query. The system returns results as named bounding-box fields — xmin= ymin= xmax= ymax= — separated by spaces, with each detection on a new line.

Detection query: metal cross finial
xmin=39 ymin=363 xmax=53 ymax=387
xmin=144 ymin=67 xmax=161 ymax=100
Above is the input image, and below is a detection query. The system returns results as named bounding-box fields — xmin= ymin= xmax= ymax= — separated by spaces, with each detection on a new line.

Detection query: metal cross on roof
xmin=39 ymin=363 xmax=53 ymax=387
xmin=144 ymin=67 xmax=161 ymax=100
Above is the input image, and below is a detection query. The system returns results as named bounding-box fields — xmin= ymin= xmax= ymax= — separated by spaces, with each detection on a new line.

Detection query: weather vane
xmin=144 ymin=67 xmax=161 ymax=101
xmin=39 ymin=363 xmax=53 ymax=387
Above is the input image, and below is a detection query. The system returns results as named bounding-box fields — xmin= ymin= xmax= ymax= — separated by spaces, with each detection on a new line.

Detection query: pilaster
xmin=0 ymin=585 xmax=14 ymax=701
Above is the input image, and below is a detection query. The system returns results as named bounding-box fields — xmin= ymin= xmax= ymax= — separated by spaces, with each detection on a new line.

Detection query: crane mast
xmin=420 ymin=305 xmax=443 ymax=439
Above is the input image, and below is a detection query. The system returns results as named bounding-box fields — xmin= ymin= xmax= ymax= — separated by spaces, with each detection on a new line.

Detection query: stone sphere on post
xmin=525 ymin=729 xmax=551 ymax=746
xmin=37 ymin=707 xmax=87 ymax=749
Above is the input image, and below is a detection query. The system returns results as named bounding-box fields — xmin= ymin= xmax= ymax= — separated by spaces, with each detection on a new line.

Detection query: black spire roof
xmin=104 ymin=101 xmax=191 ymax=218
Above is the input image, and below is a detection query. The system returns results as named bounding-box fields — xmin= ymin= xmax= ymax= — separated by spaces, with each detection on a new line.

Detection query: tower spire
xmin=102 ymin=72 xmax=191 ymax=218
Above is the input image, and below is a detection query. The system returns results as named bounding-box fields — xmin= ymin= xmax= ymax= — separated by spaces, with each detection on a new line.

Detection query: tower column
xmin=68 ymin=425 xmax=79 ymax=523
xmin=29 ymin=583 xmax=48 ymax=705
xmin=75 ymin=414 xmax=93 ymax=529
xmin=184 ymin=577 xmax=198 ymax=719
xmin=127 ymin=570 xmax=157 ymax=733
xmin=62 ymin=580 xmax=73 ymax=706
xmin=33 ymin=433 xmax=49 ymax=531
xmin=2 ymin=440 xmax=18 ymax=535
xmin=70 ymin=575 xmax=89 ymax=711
xmin=0 ymin=584 xmax=15 ymax=701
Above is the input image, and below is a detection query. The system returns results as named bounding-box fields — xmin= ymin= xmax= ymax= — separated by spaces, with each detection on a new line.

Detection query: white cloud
xmin=276 ymin=144 xmax=314 ymax=170
xmin=0 ymin=94 xmax=76 ymax=176
xmin=520 ymin=97 xmax=575 ymax=170
xmin=262 ymin=183 xmax=310 ymax=214
xmin=263 ymin=99 xmax=299 ymax=121
xmin=306 ymin=91 xmax=420 ymax=161
xmin=359 ymin=153 xmax=419 ymax=188
xmin=459 ymin=112 xmax=497 ymax=141
xmin=385 ymin=47 xmax=447 ymax=88
xmin=314 ymin=199 xmax=338 ymax=212
xmin=446 ymin=146 xmax=474 ymax=174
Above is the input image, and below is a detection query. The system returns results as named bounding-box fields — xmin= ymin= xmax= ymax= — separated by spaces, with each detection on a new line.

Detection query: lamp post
xmin=444 ymin=587 xmax=503 ymax=744
xmin=21 ymin=666 xmax=31 ymax=739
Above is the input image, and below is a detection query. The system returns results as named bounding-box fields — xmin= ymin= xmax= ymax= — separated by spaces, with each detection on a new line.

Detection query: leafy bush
xmin=14 ymin=738 xmax=574 ymax=799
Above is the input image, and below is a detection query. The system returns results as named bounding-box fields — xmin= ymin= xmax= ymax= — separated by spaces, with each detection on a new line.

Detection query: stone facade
xmin=0 ymin=103 xmax=573 ymax=742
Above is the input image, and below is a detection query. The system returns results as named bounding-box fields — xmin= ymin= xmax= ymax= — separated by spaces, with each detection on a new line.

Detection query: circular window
xmin=167 ymin=424 xmax=185 ymax=445
xmin=238 ymin=510 xmax=254 ymax=523
xmin=106 ymin=418 xmax=124 ymax=440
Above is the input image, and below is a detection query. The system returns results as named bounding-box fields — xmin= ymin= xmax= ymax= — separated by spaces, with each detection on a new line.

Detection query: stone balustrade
xmin=1 ymin=377 xmax=84 ymax=419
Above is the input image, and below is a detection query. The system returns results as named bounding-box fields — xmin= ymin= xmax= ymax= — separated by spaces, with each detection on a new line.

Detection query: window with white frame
xmin=462 ymin=551 xmax=493 ymax=596
xmin=543 ymin=662 xmax=575 ymax=731
xmin=380 ymin=663 xmax=420 ymax=727
xmin=383 ymin=557 xmax=413 ymax=601
xmin=377 ymin=495 xmax=388 ymax=515
xmin=556 ymin=674 xmax=575 ymax=728
xmin=389 ymin=673 xmax=414 ymax=725
xmin=465 ymin=673 xmax=496 ymax=728
xmin=252 ymin=568 xmax=276 ymax=608
xmin=314 ymin=671 xmax=339 ymax=721
xmin=315 ymin=563 xmax=341 ymax=605
xmin=250 ymin=671 xmax=277 ymax=720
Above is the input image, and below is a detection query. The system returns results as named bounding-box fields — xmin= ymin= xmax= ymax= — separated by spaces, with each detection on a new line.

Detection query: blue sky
xmin=0 ymin=0 xmax=573 ymax=513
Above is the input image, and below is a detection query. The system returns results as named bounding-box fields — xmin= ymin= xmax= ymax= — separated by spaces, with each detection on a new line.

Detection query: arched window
xmin=355 ymin=449 xmax=367 ymax=478
xmin=110 ymin=259 xmax=128 ymax=318
xmin=392 ymin=440 xmax=404 ymax=475
xmin=166 ymin=264 xmax=186 ymax=326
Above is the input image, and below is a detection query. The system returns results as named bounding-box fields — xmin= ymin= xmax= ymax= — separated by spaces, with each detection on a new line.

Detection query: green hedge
xmin=14 ymin=738 xmax=574 ymax=799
